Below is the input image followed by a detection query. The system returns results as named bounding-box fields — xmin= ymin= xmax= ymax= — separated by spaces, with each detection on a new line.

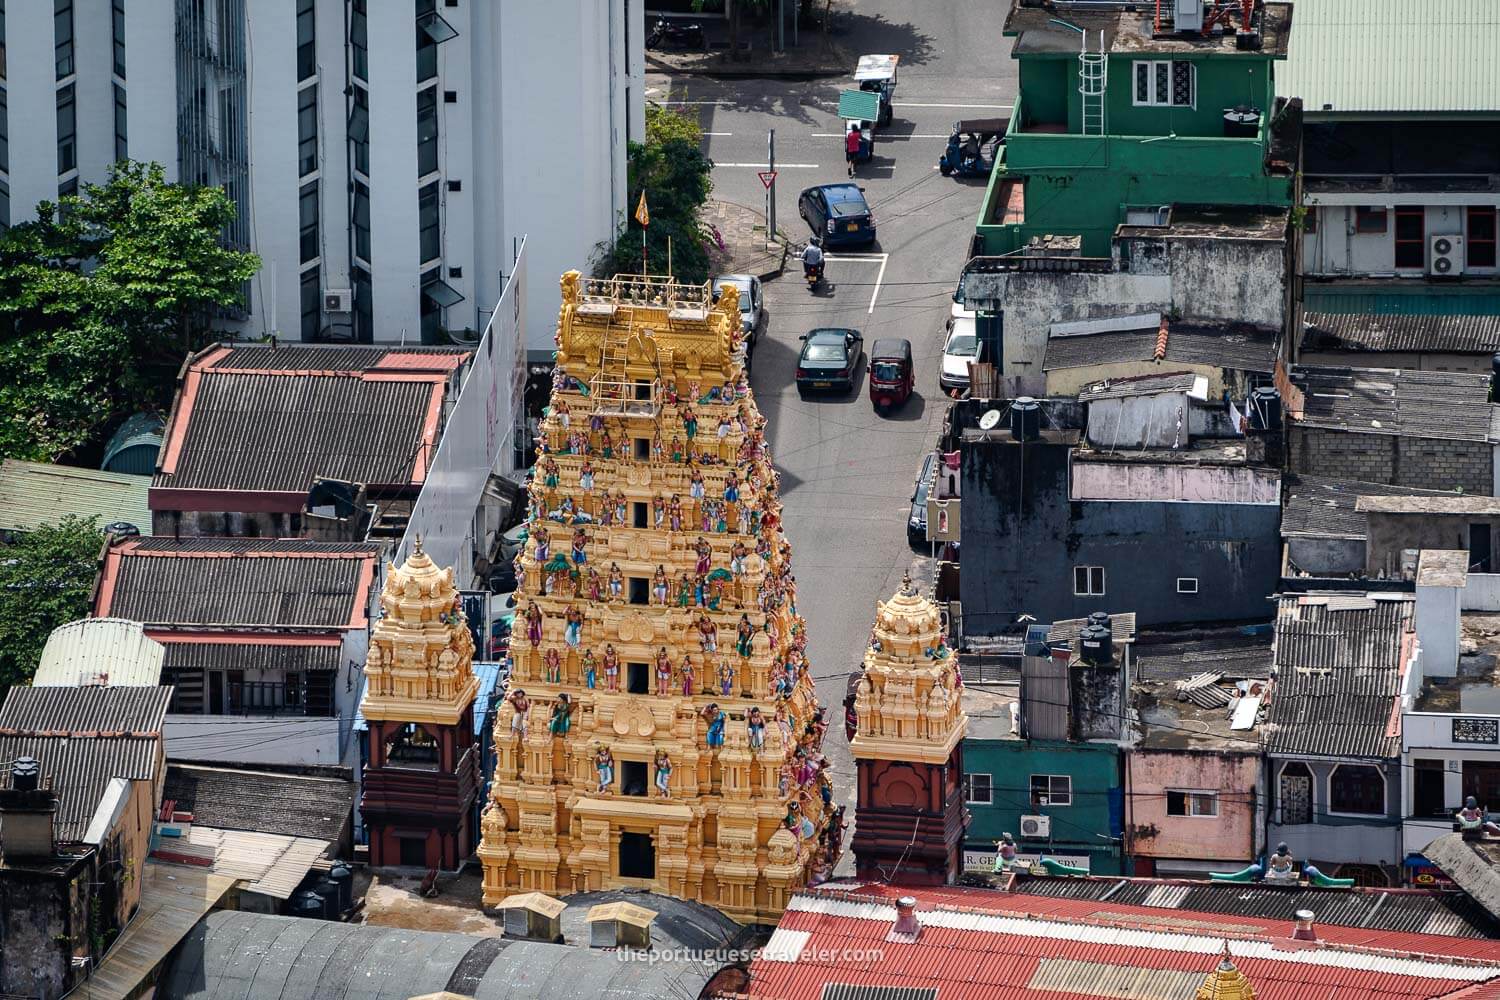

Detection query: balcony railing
xmin=589 ymin=375 xmax=661 ymax=419
xmin=580 ymin=275 xmax=712 ymax=317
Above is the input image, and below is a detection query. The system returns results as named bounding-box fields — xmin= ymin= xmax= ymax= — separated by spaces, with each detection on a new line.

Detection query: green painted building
xmin=961 ymin=686 xmax=1126 ymax=876
xmin=976 ymin=1 xmax=1295 ymax=257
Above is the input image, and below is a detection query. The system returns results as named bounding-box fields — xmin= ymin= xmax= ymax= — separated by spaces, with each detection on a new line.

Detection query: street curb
xmin=644 ymin=51 xmax=848 ymax=80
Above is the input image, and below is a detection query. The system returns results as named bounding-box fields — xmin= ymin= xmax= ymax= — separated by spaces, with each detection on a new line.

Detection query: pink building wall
xmin=1126 ymin=749 xmax=1261 ymax=863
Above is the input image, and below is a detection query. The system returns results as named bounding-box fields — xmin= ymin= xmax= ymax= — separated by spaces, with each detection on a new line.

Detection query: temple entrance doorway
xmin=620 ymin=831 xmax=655 ymax=880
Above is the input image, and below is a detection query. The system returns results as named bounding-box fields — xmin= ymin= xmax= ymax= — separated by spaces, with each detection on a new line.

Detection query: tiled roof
xmin=1133 ymin=631 xmax=1274 ymax=683
xmin=1277 ymin=0 xmax=1500 ymax=116
xmin=746 ymin=883 xmax=1500 ymax=1000
xmin=1303 ymin=312 xmax=1500 ymax=355
xmin=0 ymin=685 xmax=172 ymax=735
xmin=1290 ymin=366 xmax=1498 ymax=443
xmin=1264 ymin=593 xmax=1413 ymax=759
xmin=1008 ymin=877 xmax=1500 ymax=941
xmin=0 ymin=734 xmax=160 ymax=841
xmin=34 ymin=618 xmax=166 ymax=687
xmin=163 ymin=763 xmax=353 ymax=844
xmin=96 ymin=538 xmax=378 ymax=629
xmin=1078 ymin=371 xmax=1203 ymax=402
xmin=0 ymin=459 xmax=152 ymax=535
xmin=153 ymin=343 xmax=469 ymax=494
xmin=1045 ymin=321 xmax=1278 ymax=373
xmin=1281 ymin=474 xmax=1456 ymax=541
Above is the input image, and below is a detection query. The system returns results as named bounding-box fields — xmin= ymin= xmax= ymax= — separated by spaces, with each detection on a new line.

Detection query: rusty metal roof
xmin=1290 ymin=365 xmax=1497 ymax=443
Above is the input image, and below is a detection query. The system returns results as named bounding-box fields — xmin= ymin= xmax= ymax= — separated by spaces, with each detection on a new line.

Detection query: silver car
xmin=712 ymin=274 xmax=766 ymax=348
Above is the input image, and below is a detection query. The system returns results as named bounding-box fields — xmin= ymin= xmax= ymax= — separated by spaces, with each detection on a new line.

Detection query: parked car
xmin=796 ymin=328 xmax=864 ymax=393
xmin=868 ymin=337 xmax=913 ymax=412
xmin=798 ymin=183 xmax=877 ymax=249
xmin=712 ymin=274 xmax=766 ymax=348
xmin=940 ymin=314 xmax=980 ymax=395
xmin=907 ymin=451 xmax=939 ymax=547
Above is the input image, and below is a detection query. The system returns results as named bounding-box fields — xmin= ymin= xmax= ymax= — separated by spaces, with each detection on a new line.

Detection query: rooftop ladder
xmin=1078 ymin=30 xmax=1107 ymax=136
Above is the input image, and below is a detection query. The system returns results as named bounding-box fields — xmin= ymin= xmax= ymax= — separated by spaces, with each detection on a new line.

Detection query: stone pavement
xmin=704 ymin=198 xmax=790 ymax=280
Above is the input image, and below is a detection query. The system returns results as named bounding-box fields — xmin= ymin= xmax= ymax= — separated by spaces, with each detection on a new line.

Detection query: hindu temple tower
xmin=850 ymin=576 xmax=968 ymax=885
xmin=359 ymin=541 xmax=481 ymax=869
xmin=477 ymin=271 xmax=833 ymax=923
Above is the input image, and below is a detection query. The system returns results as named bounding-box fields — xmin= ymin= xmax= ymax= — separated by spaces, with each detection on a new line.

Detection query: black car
xmin=796 ymin=328 xmax=863 ymax=393
xmin=907 ymin=451 xmax=939 ymax=546
xmin=797 ymin=183 xmax=877 ymax=249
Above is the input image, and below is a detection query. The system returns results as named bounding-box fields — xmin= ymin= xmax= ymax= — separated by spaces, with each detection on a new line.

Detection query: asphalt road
xmin=650 ymin=1 xmax=1017 ymax=851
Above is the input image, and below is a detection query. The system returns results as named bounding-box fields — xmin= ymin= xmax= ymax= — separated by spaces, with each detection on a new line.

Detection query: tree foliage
xmin=0 ymin=161 xmax=261 ymax=461
xmin=596 ymin=127 xmax=716 ymax=285
xmin=645 ymin=104 xmax=703 ymax=147
xmin=0 ymin=518 xmax=104 ymax=691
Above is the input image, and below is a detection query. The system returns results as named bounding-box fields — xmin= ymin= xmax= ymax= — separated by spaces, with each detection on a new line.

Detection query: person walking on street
xmin=845 ymin=125 xmax=862 ymax=176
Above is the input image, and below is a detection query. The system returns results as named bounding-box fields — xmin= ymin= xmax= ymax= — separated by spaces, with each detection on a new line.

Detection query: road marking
xmin=895 ymin=101 xmax=1013 ymax=109
xmin=715 ymin=161 xmax=819 ymax=168
xmin=702 ymin=131 xmax=733 ymax=136
xmin=824 ymin=252 xmax=889 ymax=314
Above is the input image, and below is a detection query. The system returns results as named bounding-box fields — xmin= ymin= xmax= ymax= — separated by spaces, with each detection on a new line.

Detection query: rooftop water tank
xmin=1010 ymin=397 xmax=1040 ymax=442
xmin=1079 ymin=621 xmax=1113 ymax=665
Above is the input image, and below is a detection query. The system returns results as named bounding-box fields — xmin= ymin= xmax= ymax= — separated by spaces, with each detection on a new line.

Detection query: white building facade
xmin=0 ymin=0 xmax=643 ymax=350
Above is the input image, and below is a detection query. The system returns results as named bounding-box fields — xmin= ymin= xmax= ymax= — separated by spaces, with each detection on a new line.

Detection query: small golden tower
xmin=849 ymin=575 xmax=968 ymax=884
xmin=1196 ymin=946 xmax=1257 ymax=1000
xmin=359 ymin=539 xmax=481 ymax=868
xmin=477 ymin=271 xmax=832 ymax=922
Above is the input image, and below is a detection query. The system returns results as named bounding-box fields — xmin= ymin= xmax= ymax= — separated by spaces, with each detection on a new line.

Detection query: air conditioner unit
xmin=324 ymin=289 xmax=353 ymax=313
xmin=1174 ymin=0 xmax=1204 ymax=33
xmin=1429 ymin=234 xmax=1464 ymax=275
xmin=1019 ymin=814 xmax=1051 ymax=839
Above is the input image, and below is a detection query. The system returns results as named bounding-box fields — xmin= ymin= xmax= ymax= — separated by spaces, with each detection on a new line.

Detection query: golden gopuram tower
xmin=477 ymin=271 xmax=835 ymax=923
xmin=850 ymin=577 xmax=968 ymax=885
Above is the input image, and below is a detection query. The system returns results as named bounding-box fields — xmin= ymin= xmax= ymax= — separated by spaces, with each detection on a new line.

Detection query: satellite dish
xmin=978 ymin=409 xmax=1002 ymax=430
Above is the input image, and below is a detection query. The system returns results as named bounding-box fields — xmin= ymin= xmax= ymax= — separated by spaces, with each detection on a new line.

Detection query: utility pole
xmin=767 ymin=128 xmax=777 ymax=246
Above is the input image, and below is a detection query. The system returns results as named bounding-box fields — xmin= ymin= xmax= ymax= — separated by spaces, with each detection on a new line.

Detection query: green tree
xmin=0 ymin=161 xmax=261 ymax=461
xmin=0 ymin=518 xmax=104 ymax=690
xmin=597 ymin=132 xmax=716 ymax=284
xmin=645 ymin=104 xmax=703 ymax=146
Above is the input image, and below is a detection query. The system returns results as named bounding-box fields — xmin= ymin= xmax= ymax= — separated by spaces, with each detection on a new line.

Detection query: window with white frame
xmin=1074 ymin=566 xmax=1105 ymax=596
xmin=1177 ymin=577 xmax=1199 ymax=594
xmin=1133 ymin=60 xmax=1194 ymax=108
xmin=1166 ymin=790 xmax=1218 ymax=817
xmin=963 ymin=773 xmax=992 ymax=805
xmin=1029 ymin=774 xmax=1072 ymax=806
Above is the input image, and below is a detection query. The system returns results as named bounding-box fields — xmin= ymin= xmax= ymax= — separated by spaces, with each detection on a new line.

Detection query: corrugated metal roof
xmin=1303 ymin=311 xmax=1500 ymax=355
xmin=0 ymin=734 xmax=159 ymax=841
xmin=160 ymin=642 xmax=343 ymax=674
xmin=1264 ymin=593 xmax=1413 ymax=758
xmin=1046 ymin=323 xmax=1278 ymax=374
xmin=0 ymin=685 xmax=172 ymax=735
xmin=101 ymin=539 xmax=377 ymax=627
xmin=1049 ymin=612 xmax=1137 ymax=644
xmin=179 ymin=825 xmax=330 ymax=900
xmin=209 ymin=344 xmax=468 ymax=372
xmin=1306 ymin=286 xmax=1500 ymax=317
xmin=162 ymin=763 xmax=353 ymax=844
xmin=745 ymin=885 xmax=1500 ymax=1000
xmin=0 ymin=459 xmax=152 ymax=535
xmin=157 ymin=910 xmax=725 ymax=1000
xmin=1079 ymin=371 xmax=1204 ymax=402
xmin=1277 ymin=0 xmax=1500 ymax=116
xmin=1290 ymin=365 xmax=1495 ymax=443
xmin=34 ymin=618 xmax=165 ymax=687
xmin=1013 ymin=878 xmax=1500 ymax=940
xmin=1281 ymin=474 xmax=1456 ymax=541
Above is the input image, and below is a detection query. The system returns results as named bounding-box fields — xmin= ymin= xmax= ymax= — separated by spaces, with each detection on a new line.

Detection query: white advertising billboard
xmin=400 ymin=237 xmax=528 ymax=575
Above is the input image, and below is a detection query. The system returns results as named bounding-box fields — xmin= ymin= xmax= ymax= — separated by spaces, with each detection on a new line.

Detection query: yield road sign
xmin=758 ymin=170 xmax=778 ymax=189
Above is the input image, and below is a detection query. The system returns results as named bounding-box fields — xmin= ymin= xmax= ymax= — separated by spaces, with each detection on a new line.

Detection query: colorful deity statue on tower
xmin=477 ymin=270 xmax=830 ymax=922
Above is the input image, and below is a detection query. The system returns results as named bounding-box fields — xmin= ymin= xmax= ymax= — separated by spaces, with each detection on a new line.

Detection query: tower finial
xmin=901 ymin=573 xmax=914 ymax=596
xmin=413 ymin=534 xmax=424 ymax=556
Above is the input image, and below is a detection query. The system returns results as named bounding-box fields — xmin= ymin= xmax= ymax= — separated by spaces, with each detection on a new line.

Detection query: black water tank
xmin=1086 ymin=611 xmax=1111 ymax=630
xmin=1011 ymin=397 xmax=1041 ymax=441
xmin=1490 ymin=353 xmax=1500 ymax=402
xmin=10 ymin=757 xmax=39 ymax=792
xmin=313 ymin=877 xmax=341 ymax=919
xmin=1079 ymin=622 xmax=1113 ymax=665
xmin=1223 ymin=106 xmax=1260 ymax=138
xmin=328 ymin=863 xmax=353 ymax=912
xmin=1248 ymin=386 xmax=1282 ymax=431
xmin=291 ymin=890 xmax=324 ymax=919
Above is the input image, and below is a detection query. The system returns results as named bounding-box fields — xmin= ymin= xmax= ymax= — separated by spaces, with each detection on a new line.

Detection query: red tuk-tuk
xmin=869 ymin=338 xmax=913 ymax=412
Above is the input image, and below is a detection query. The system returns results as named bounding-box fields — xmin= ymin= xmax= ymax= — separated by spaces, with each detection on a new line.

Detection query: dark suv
xmin=798 ymin=183 xmax=877 ymax=249
xmin=907 ymin=451 xmax=938 ymax=546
